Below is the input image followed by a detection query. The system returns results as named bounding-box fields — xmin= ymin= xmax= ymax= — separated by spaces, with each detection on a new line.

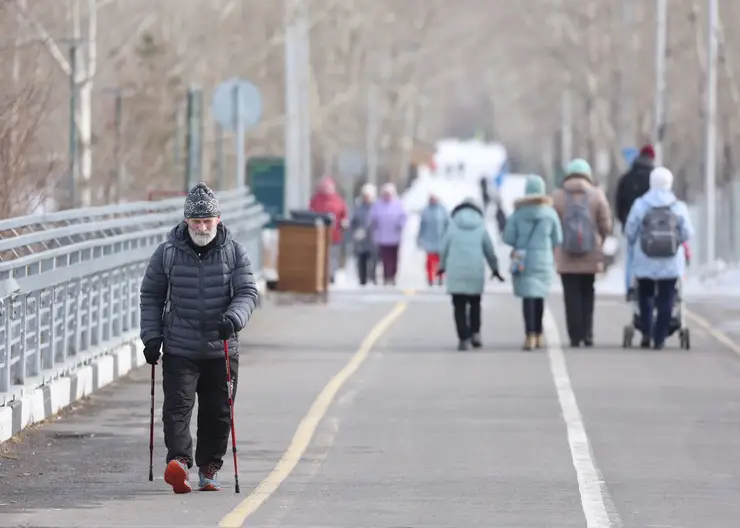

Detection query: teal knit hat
xmin=524 ymin=174 xmax=546 ymax=196
xmin=565 ymin=158 xmax=593 ymax=180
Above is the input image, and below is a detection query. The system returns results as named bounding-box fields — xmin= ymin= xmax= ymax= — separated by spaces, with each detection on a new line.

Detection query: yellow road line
xmin=685 ymin=308 xmax=740 ymax=358
xmin=219 ymin=300 xmax=409 ymax=527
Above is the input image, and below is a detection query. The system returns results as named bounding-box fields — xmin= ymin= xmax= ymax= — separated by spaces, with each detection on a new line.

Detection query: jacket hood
xmin=450 ymin=202 xmax=484 ymax=230
xmin=640 ymin=188 xmax=677 ymax=208
xmin=562 ymin=174 xmax=594 ymax=192
xmin=168 ymin=221 xmax=232 ymax=250
xmin=565 ymin=158 xmax=593 ymax=181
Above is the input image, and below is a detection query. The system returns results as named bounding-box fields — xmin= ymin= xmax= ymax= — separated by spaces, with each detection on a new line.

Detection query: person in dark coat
xmin=350 ymin=183 xmax=377 ymax=286
xmin=139 ymin=182 xmax=259 ymax=494
xmin=615 ymin=144 xmax=655 ymax=229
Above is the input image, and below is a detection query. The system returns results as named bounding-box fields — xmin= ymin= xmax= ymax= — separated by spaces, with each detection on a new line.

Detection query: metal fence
xmin=0 ymin=188 xmax=268 ymax=405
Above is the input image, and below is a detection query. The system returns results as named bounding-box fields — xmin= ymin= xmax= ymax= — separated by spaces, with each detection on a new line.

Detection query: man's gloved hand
xmin=491 ymin=270 xmax=505 ymax=282
xmin=218 ymin=316 xmax=235 ymax=341
xmin=143 ymin=339 xmax=162 ymax=365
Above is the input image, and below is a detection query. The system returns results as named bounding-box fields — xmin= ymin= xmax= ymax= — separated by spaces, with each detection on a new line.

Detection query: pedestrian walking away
xmin=552 ymin=158 xmax=613 ymax=347
xmin=503 ymin=175 xmax=563 ymax=350
xmin=624 ymin=167 xmax=694 ymax=349
xmin=350 ymin=183 xmax=378 ymax=286
xmin=370 ymin=183 xmax=407 ymax=285
xmin=417 ymin=192 xmax=450 ymax=286
xmin=438 ymin=197 xmax=503 ymax=351
xmin=139 ymin=182 xmax=259 ymax=494
xmin=309 ymin=176 xmax=348 ymax=284
xmin=615 ymin=144 xmax=655 ymax=229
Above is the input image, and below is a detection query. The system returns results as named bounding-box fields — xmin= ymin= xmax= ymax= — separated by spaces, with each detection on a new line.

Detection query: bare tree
xmin=2 ymin=0 xmax=740 ymax=215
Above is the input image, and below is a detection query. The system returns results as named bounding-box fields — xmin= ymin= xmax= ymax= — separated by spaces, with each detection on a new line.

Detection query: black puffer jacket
xmin=139 ymin=222 xmax=258 ymax=359
xmin=615 ymin=156 xmax=653 ymax=227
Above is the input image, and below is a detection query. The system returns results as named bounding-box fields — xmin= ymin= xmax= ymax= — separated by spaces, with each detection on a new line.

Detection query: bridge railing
xmin=0 ymin=188 xmax=269 ymax=405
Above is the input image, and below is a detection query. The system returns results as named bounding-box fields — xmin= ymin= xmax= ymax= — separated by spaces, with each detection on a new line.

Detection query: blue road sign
xmin=622 ymin=147 xmax=639 ymax=166
xmin=211 ymin=78 xmax=263 ymax=131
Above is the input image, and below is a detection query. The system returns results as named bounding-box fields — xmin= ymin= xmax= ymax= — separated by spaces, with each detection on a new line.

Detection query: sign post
xmin=212 ymin=78 xmax=263 ymax=189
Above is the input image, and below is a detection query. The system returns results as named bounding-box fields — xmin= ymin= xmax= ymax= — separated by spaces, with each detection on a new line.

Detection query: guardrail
xmin=0 ymin=188 xmax=269 ymax=405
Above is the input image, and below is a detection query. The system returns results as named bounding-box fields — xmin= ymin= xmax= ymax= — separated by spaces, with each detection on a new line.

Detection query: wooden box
xmin=276 ymin=219 xmax=330 ymax=294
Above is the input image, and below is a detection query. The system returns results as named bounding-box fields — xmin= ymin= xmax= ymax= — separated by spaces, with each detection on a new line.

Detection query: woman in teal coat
xmin=503 ymin=175 xmax=563 ymax=350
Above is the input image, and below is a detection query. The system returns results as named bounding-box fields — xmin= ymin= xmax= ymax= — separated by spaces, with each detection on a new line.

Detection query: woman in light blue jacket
xmin=503 ymin=175 xmax=563 ymax=350
xmin=624 ymin=166 xmax=694 ymax=349
xmin=439 ymin=198 xmax=502 ymax=351
xmin=417 ymin=193 xmax=450 ymax=286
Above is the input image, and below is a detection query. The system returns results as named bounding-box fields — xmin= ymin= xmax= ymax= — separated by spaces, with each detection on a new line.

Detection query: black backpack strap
xmin=162 ymin=242 xmax=175 ymax=316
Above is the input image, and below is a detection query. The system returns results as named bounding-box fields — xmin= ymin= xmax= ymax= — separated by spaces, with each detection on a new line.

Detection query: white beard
xmin=189 ymin=227 xmax=217 ymax=246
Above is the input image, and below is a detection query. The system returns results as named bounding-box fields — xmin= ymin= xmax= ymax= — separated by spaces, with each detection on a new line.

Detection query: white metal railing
xmin=0 ymin=188 xmax=269 ymax=405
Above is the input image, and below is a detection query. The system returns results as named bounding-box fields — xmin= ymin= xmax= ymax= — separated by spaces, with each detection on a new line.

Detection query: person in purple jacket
xmin=370 ymin=182 xmax=407 ymax=285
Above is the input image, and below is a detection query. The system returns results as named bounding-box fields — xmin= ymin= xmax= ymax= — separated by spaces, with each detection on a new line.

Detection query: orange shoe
xmin=164 ymin=458 xmax=192 ymax=494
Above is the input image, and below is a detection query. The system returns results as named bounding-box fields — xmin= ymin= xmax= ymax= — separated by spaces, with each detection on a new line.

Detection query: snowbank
xmin=684 ymin=260 xmax=740 ymax=298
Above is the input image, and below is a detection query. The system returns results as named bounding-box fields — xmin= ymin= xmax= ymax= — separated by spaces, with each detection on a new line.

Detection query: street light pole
xmin=68 ymin=40 xmax=79 ymax=209
xmin=654 ymin=0 xmax=667 ymax=165
xmin=705 ymin=0 xmax=718 ymax=264
xmin=284 ymin=0 xmax=301 ymax=212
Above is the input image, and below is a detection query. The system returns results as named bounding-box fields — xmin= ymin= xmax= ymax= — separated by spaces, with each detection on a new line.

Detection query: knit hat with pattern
xmin=184 ymin=182 xmax=221 ymax=219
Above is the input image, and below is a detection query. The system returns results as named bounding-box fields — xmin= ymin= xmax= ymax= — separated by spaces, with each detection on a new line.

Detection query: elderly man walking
xmin=139 ymin=182 xmax=259 ymax=494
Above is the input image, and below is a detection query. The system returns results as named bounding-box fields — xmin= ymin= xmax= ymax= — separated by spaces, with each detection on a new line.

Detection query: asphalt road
xmin=2 ymin=288 xmax=740 ymax=527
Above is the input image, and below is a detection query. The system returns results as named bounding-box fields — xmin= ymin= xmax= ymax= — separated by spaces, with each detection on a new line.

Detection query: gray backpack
xmin=640 ymin=204 xmax=679 ymax=257
xmin=561 ymin=190 xmax=596 ymax=255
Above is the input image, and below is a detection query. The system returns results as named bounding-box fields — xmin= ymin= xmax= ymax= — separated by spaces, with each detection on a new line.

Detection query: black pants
xmin=522 ymin=297 xmax=544 ymax=334
xmin=162 ymin=354 xmax=239 ymax=471
xmin=452 ymin=294 xmax=481 ymax=340
xmin=637 ymin=278 xmax=677 ymax=346
xmin=561 ymin=273 xmax=596 ymax=344
xmin=356 ymin=251 xmax=376 ymax=286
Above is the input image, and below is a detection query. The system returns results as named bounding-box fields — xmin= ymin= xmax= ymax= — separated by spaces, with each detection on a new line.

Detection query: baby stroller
xmin=622 ymin=277 xmax=690 ymax=349
xmin=622 ymin=242 xmax=691 ymax=350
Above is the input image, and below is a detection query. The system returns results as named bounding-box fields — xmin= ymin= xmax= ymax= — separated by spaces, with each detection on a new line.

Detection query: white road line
xmin=543 ymin=308 xmax=622 ymax=528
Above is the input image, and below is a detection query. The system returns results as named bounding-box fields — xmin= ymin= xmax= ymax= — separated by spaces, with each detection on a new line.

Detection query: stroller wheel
xmin=622 ymin=326 xmax=634 ymax=348
xmin=680 ymin=328 xmax=691 ymax=350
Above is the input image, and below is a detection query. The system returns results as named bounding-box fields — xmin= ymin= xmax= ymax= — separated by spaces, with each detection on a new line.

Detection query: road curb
xmin=0 ymin=340 xmax=146 ymax=445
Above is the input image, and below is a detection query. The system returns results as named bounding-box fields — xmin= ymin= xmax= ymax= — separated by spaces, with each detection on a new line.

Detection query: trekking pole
xmin=223 ymin=340 xmax=240 ymax=493
xmin=148 ymin=363 xmax=155 ymax=482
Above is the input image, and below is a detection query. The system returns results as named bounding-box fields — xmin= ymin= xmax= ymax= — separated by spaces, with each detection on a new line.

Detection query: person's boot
xmin=198 ymin=462 xmax=221 ymax=491
xmin=471 ymin=333 xmax=482 ymax=348
xmin=457 ymin=338 xmax=471 ymax=351
xmin=522 ymin=334 xmax=536 ymax=351
xmin=534 ymin=333 xmax=545 ymax=349
xmin=640 ymin=336 xmax=651 ymax=349
xmin=164 ymin=457 xmax=192 ymax=494
xmin=583 ymin=336 xmax=594 ymax=347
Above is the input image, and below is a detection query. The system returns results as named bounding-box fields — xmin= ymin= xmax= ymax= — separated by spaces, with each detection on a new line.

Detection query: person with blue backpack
xmin=552 ymin=158 xmax=613 ymax=347
xmin=624 ymin=167 xmax=694 ymax=349
xmin=503 ymin=175 xmax=563 ymax=350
